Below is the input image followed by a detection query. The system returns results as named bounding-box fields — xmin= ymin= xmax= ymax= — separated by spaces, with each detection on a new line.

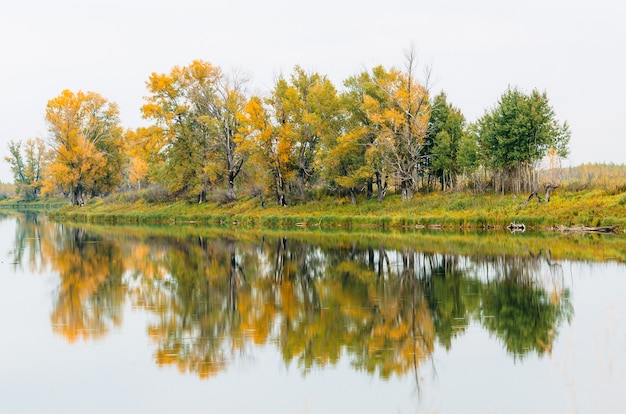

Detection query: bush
xmin=141 ymin=185 xmax=170 ymax=204
xmin=208 ymin=189 xmax=236 ymax=205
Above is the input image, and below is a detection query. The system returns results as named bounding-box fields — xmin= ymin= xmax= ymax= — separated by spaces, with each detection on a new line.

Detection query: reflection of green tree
xmin=10 ymin=215 xmax=575 ymax=379
xmin=11 ymin=211 xmax=50 ymax=272
xmin=111 ymin=231 xmax=575 ymax=378
xmin=423 ymin=255 xmax=482 ymax=350
xmin=480 ymin=279 xmax=572 ymax=358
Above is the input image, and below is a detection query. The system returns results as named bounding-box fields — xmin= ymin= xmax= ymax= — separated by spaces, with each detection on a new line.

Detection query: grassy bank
xmin=0 ymin=198 xmax=67 ymax=211
xmin=35 ymin=188 xmax=626 ymax=230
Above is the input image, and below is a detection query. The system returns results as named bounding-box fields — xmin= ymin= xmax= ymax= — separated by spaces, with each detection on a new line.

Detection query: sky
xmin=1 ymin=0 xmax=625 ymax=183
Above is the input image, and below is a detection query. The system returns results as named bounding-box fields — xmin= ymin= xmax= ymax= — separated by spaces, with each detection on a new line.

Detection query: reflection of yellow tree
xmin=116 ymin=232 xmax=569 ymax=380
xmin=12 ymin=215 xmax=573 ymax=380
xmin=255 ymin=241 xmax=436 ymax=378
xmin=133 ymin=237 xmax=250 ymax=378
xmin=343 ymin=248 xmax=435 ymax=378
xmin=46 ymin=226 xmax=126 ymax=342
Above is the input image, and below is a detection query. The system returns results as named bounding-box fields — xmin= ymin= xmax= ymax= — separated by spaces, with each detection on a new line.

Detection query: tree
xmin=5 ymin=138 xmax=47 ymax=200
xmin=238 ymin=96 xmax=291 ymax=206
xmin=478 ymin=87 xmax=570 ymax=194
xmin=44 ymin=90 xmax=125 ymax=206
xmin=142 ymin=60 xmax=248 ymax=202
xmin=241 ymin=67 xmax=341 ymax=205
xmin=362 ymin=50 xmax=431 ymax=200
xmin=273 ymin=66 xmax=342 ymax=201
xmin=320 ymin=72 xmax=379 ymax=203
xmin=428 ymin=92 xmax=466 ymax=191
xmin=457 ymin=123 xmax=483 ymax=191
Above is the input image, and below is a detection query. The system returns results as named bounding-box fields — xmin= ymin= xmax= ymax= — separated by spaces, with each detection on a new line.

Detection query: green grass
xmin=27 ymin=188 xmax=625 ymax=230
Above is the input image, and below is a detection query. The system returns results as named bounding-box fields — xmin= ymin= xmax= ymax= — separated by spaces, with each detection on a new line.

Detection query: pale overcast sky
xmin=1 ymin=0 xmax=624 ymax=182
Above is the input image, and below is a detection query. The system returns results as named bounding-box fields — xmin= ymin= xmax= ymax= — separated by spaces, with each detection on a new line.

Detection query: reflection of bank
xmin=11 ymin=215 xmax=573 ymax=379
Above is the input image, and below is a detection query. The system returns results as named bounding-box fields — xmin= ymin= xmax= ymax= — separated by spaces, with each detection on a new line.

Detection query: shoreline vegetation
xmin=6 ymin=59 xmax=573 ymax=214
xmin=5 ymin=203 xmax=626 ymax=265
xmin=5 ymin=58 xmax=624 ymax=232
xmin=2 ymin=186 xmax=625 ymax=233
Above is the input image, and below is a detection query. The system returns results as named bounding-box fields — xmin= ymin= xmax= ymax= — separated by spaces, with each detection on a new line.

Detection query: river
xmin=0 ymin=212 xmax=624 ymax=413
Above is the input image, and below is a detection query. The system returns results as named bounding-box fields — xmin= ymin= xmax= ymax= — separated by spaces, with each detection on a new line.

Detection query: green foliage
xmin=5 ymin=138 xmax=47 ymax=201
xmin=477 ymin=87 xmax=570 ymax=193
xmin=428 ymin=93 xmax=466 ymax=190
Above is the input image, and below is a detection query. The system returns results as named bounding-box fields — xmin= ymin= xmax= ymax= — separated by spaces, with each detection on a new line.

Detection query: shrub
xmin=141 ymin=185 xmax=170 ymax=204
xmin=208 ymin=189 xmax=236 ymax=205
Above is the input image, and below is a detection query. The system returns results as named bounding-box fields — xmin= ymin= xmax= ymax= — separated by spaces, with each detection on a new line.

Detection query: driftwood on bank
xmin=556 ymin=225 xmax=618 ymax=234
xmin=523 ymin=184 xmax=560 ymax=206
xmin=507 ymin=222 xmax=526 ymax=232
xmin=544 ymin=184 xmax=559 ymax=202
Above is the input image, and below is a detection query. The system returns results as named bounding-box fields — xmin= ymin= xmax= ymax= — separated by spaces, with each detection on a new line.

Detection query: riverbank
xmin=11 ymin=188 xmax=622 ymax=230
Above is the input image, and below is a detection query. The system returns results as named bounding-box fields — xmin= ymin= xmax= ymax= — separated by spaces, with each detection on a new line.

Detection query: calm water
xmin=0 ymin=212 xmax=624 ymax=414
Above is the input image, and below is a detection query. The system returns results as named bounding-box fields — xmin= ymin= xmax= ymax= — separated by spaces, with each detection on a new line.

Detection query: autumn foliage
xmin=6 ymin=56 xmax=575 ymax=206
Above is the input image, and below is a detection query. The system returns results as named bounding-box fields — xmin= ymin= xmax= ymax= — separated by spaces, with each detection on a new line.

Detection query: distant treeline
xmin=541 ymin=163 xmax=626 ymax=194
xmin=6 ymin=55 xmax=572 ymax=206
xmin=0 ymin=182 xmax=15 ymax=200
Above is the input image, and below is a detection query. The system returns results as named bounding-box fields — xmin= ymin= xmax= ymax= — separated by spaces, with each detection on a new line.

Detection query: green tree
xmin=457 ymin=123 xmax=483 ymax=191
xmin=5 ymin=138 xmax=47 ymax=200
xmin=327 ymin=71 xmax=389 ymax=202
xmin=478 ymin=87 xmax=570 ymax=194
xmin=319 ymin=72 xmax=384 ymax=203
xmin=428 ymin=93 xmax=466 ymax=191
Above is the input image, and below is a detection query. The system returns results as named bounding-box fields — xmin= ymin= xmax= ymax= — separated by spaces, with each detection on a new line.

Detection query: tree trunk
xmin=366 ymin=178 xmax=373 ymax=200
xmin=70 ymin=185 xmax=85 ymax=206
xmin=274 ymin=170 xmax=287 ymax=206
xmin=198 ymin=189 xmax=207 ymax=203
xmin=545 ymin=184 xmax=559 ymax=203
xmin=376 ymin=172 xmax=387 ymax=203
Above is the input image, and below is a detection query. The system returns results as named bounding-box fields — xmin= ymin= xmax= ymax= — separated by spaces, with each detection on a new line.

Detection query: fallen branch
xmin=557 ymin=225 xmax=618 ymax=233
xmin=507 ymin=222 xmax=526 ymax=232
xmin=545 ymin=184 xmax=559 ymax=203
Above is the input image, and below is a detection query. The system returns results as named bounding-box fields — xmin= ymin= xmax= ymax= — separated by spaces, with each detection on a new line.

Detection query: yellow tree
xmin=44 ymin=89 xmax=125 ymax=205
xmin=272 ymin=67 xmax=341 ymax=203
xmin=238 ymin=96 xmax=293 ymax=206
xmin=142 ymin=60 xmax=248 ymax=202
xmin=364 ymin=51 xmax=430 ymax=200
xmin=320 ymin=71 xmax=380 ymax=203
xmin=240 ymin=67 xmax=341 ymax=205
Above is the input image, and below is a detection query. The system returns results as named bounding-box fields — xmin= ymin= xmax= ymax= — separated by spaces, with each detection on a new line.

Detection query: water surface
xmin=0 ymin=213 xmax=624 ymax=413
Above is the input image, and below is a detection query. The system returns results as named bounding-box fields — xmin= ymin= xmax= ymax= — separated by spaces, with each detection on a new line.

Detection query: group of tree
xmin=5 ymin=55 xmax=570 ymax=206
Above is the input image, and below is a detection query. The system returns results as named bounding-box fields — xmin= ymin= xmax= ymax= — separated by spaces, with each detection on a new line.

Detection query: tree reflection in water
xmin=12 ymin=215 xmax=573 ymax=379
